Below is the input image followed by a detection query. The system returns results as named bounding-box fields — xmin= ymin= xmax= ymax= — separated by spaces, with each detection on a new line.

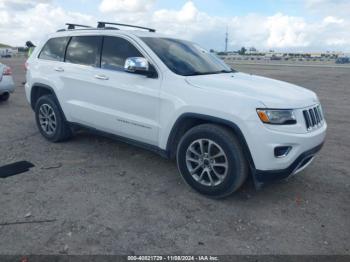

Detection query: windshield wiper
xmin=184 ymin=71 xmax=212 ymax=76
xmin=185 ymin=69 xmax=235 ymax=76
xmin=219 ymin=70 xmax=234 ymax=73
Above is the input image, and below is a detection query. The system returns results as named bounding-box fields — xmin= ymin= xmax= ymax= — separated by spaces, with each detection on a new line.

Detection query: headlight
xmin=257 ymin=109 xmax=297 ymax=125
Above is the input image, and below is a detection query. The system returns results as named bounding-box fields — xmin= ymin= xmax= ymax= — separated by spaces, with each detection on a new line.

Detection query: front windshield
xmin=141 ymin=37 xmax=234 ymax=76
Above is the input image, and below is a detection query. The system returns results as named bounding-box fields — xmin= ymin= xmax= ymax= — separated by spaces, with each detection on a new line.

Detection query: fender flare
xmin=30 ymin=83 xmax=68 ymax=121
xmin=30 ymin=83 xmax=56 ymax=108
xmin=166 ymin=113 xmax=256 ymax=172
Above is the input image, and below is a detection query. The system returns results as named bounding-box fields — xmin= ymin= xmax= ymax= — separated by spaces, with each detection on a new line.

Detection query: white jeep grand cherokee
xmin=25 ymin=23 xmax=327 ymax=198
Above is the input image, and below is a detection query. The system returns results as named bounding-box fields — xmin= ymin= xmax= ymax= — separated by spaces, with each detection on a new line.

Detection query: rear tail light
xmin=24 ymin=61 xmax=29 ymax=71
xmin=3 ymin=67 xmax=12 ymax=75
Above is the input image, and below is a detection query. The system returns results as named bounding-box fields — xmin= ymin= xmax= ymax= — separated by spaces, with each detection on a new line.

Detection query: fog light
xmin=274 ymin=146 xmax=292 ymax=158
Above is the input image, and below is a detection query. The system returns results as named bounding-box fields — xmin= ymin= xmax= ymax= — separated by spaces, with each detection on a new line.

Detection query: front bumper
xmin=244 ymin=118 xmax=327 ymax=171
xmin=241 ymin=113 xmax=327 ymax=186
xmin=254 ymin=142 xmax=324 ymax=183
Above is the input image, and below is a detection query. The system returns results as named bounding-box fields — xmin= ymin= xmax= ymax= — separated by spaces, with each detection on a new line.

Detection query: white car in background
xmin=0 ymin=63 xmax=15 ymax=101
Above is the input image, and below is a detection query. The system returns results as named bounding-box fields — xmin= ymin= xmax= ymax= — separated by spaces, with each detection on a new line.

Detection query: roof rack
xmin=97 ymin=22 xmax=156 ymax=32
xmin=65 ymin=23 xmax=93 ymax=30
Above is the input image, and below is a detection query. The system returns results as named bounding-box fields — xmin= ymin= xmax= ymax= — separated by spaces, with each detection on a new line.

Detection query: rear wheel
xmin=0 ymin=92 xmax=10 ymax=101
xmin=176 ymin=124 xmax=248 ymax=198
xmin=35 ymin=95 xmax=72 ymax=142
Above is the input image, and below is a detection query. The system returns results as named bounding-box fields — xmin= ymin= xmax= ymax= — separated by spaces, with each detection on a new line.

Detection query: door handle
xmin=54 ymin=67 xmax=64 ymax=72
xmin=95 ymin=74 xmax=109 ymax=80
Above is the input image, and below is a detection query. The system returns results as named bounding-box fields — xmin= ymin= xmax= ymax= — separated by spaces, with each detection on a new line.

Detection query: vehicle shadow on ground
xmin=67 ymin=130 xmax=300 ymax=204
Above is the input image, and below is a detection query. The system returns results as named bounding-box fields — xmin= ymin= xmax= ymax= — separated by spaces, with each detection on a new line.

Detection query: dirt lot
xmin=0 ymin=57 xmax=349 ymax=255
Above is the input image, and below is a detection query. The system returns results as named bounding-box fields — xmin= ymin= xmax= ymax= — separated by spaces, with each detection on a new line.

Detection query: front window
xmin=101 ymin=36 xmax=143 ymax=71
xmin=141 ymin=37 xmax=234 ymax=76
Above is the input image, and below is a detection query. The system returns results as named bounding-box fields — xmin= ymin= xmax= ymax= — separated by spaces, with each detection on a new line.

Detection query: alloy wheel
xmin=38 ymin=104 xmax=57 ymax=136
xmin=185 ymin=139 xmax=229 ymax=187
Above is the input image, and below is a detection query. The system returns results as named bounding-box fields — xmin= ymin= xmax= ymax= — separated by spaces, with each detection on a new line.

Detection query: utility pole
xmin=225 ymin=26 xmax=228 ymax=53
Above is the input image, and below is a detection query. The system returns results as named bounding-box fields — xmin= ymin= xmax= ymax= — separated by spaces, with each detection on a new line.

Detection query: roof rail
xmin=65 ymin=23 xmax=93 ymax=30
xmin=97 ymin=22 xmax=156 ymax=32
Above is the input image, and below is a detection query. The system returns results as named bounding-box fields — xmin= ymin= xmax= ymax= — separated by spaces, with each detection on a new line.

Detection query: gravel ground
xmin=0 ymin=57 xmax=349 ymax=255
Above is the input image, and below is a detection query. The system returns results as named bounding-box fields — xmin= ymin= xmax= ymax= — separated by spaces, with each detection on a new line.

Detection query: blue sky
xmin=154 ymin=0 xmax=304 ymax=17
xmin=57 ymin=0 xmax=305 ymax=17
xmin=0 ymin=0 xmax=349 ymax=51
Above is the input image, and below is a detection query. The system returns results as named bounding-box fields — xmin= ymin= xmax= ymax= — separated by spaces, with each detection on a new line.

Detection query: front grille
xmin=303 ymin=105 xmax=324 ymax=130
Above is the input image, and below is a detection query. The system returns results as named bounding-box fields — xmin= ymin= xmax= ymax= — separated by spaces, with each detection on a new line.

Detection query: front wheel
xmin=176 ymin=124 xmax=248 ymax=198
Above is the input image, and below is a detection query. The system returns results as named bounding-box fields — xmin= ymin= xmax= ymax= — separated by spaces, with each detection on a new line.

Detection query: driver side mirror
xmin=124 ymin=57 xmax=157 ymax=78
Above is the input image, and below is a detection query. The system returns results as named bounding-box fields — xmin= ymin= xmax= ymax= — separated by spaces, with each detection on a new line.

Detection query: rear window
xmin=65 ymin=36 xmax=102 ymax=67
xmin=39 ymin=37 xmax=69 ymax=62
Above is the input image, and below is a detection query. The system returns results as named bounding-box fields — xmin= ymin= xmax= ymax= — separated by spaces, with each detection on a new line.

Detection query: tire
xmin=35 ymin=94 xmax=72 ymax=142
xmin=176 ymin=124 xmax=248 ymax=198
xmin=0 ymin=92 xmax=10 ymax=101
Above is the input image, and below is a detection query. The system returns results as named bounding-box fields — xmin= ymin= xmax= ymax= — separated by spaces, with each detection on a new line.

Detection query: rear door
xmin=32 ymin=36 xmax=70 ymax=102
xmin=60 ymin=35 xmax=103 ymax=123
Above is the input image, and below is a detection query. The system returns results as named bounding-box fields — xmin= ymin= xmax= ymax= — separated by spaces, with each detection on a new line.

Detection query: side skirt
xmin=69 ymin=122 xmax=170 ymax=159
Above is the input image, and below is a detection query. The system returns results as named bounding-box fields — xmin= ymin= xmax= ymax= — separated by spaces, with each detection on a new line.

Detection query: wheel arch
xmin=166 ymin=113 xmax=256 ymax=171
xmin=30 ymin=83 xmax=56 ymax=109
xmin=30 ymin=83 xmax=67 ymax=121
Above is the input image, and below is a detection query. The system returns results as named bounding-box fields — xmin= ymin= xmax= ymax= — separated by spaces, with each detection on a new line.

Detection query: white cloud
xmin=150 ymin=5 xmax=313 ymax=50
xmin=227 ymin=15 xmax=268 ymax=48
xmin=0 ymin=3 xmax=93 ymax=46
xmin=150 ymin=2 xmax=350 ymax=51
xmin=304 ymin=0 xmax=350 ymax=17
xmin=153 ymin=1 xmax=199 ymax=23
xmin=99 ymin=0 xmax=155 ymax=13
xmin=265 ymin=13 xmax=309 ymax=47
xmin=152 ymin=1 xmax=203 ymax=38
xmin=326 ymin=38 xmax=347 ymax=46
xmin=0 ymin=0 xmax=51 ymax=10
xmin=0 ymin=0 xmax=349 ymax=52
xmin=323 ymin=16 xmax=344 ymax=25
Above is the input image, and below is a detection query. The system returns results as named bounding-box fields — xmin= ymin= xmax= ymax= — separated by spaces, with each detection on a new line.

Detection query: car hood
xmin=186 ymin=72 xmax=318 ymax=108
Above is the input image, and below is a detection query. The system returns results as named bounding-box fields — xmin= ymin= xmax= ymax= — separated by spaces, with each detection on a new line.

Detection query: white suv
xmin=25 ymin=22 xmax=327 ymax=198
